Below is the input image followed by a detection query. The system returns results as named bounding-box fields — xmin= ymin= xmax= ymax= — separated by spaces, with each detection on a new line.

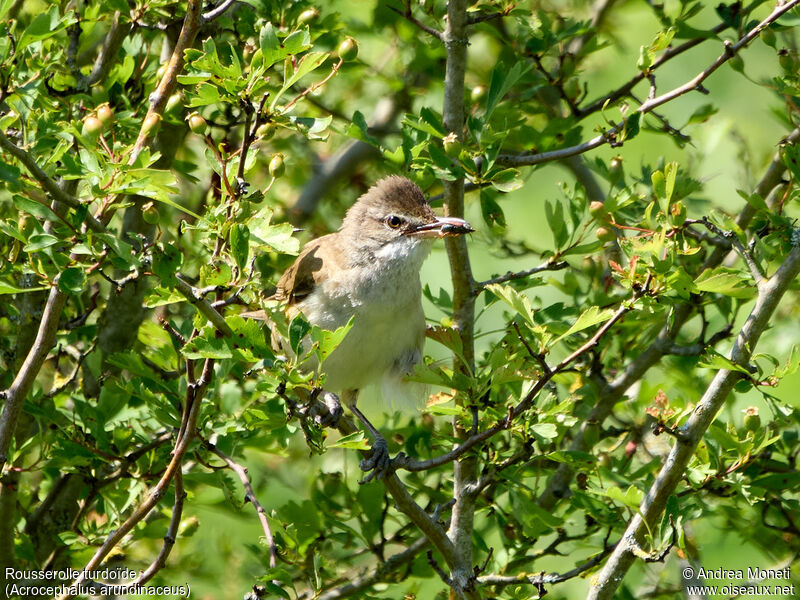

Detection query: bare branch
xmin=576 ymin=21 xmax=729 ymax=118
xmin=0 ymin=288 xmax=67 ymax=472
xmin=83 ymin=11 xmax=132 ymax=88
xmin=203 ymin=440 xmax=278 ymax=568
xmin=388 ymin=5 xmax=444 ymax=41
xmin=127 ymin=0 xmax=203 ymax=169
xmin=202 ymin=0 xmax=237 ymax=22
xmin=479 ymin=542 xmax=616 ymax=588
xmin=173 ymin=275 xmax=234 ymax=337
xmin=474 ymin=260 xmax=569 ymax=292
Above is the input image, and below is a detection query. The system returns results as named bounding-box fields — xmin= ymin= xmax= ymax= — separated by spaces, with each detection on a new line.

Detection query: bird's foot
xmin=309 ymin=390 xmax=343 ymax=428
xmin=359 ymin=435 xmax=391 ymax=484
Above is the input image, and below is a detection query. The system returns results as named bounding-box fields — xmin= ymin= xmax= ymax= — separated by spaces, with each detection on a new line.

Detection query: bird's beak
xmin=405 ymin=216 xmax=474 ymax=238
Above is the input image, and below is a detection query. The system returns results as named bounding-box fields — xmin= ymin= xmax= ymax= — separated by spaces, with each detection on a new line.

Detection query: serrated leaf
xmin=485 ymin=283 xmax=536 ymax=326
xmin=553 ymin=306 xmax=615 ymax=344
xmin=694 ymin=267 xmax=756 ymax=298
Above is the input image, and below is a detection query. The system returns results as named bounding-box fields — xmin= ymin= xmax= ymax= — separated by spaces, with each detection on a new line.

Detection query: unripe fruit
xmin=609 ymin=155 xmax=623 ymax=183
xmin=82 ymin=115 xmax=105 ymax=139
xmin=596 ymin=226 xmax=616 ymax=243
xmin=298 ymin=8 xmax=319 ymax=24
xmin=729 ymin=53 xmax=744 ymax=73
xmin=141 ymin=113 xmax=162 ymax=136
xmin=156 ymin=63 xmax=168 ymax=81
xmin=96 ymin=103 xmax=113 ymax=128
xmin=743 ymin=407 xmax=761 ymax=432
xmin=165 ymin=92 xmax=185 ymax=119
xmin=470 ymin=85 xmax=487 ymax=103
xmin=269 ymin=153 xmax=285 ymax=178
xmin=443 ymin=132 xmax=461 ymax=158
xmin=256 ymin=122 xmax=276 ymax=139
xmin=589 ymin=201 xmax=607 ymax=219
xmin=142 ymin=201 xmax=159 ymax=225
xmin=337 ymin=37 xmax=358 ymax=62
xmin=187 ymin=112 xmax=208 ymax=135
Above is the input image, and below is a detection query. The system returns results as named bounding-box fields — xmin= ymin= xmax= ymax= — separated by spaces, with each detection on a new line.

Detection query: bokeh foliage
xmin=1 ymin=0 xmax=800 ymax=599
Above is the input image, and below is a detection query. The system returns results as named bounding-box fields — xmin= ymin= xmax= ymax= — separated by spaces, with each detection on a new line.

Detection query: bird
xmin=252 ymin=176 xmax=473 ymax=479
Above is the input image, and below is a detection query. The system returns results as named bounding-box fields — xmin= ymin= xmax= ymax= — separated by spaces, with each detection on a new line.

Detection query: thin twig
xmin=497 ymin=1 xmax=798 ymax=167
xmin=202 ymin=0 xmax=237 ymax=22
xmin=393 ymin=281 xmax=649 ymax=474
xmin=687 ymin=217 xmax=765 ymax=286
xmin=202 ymin=440 xmax=278 ymax=568
xmin=475 ymin=260 xmax=569 ymax=292
xmin=388 ymin=5 xmax=444 ymax=41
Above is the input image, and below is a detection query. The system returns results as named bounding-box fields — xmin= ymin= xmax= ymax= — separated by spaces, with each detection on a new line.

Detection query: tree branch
xmin=588 ymin=241 xmax=800 ymax=599
xmin=474 ymin=260 xmax=569 ymax=292
xmin=57 ymin=358 xmax=213 ymax=600
xmin=173 ymin=275 xmax=233 ymax=336
xmin=496 ymin=0 xmax=797 ymax=168
xmin=0 ymin=130 xmax=104 ymax=233
xmin=0 ymin=287 xmax=67 ymax=472
xmin=310 ymin=537 xmax=429 ymax=600
xmin=202 ymin=440 xmax=278 ymax=568
xmin=536 ymin=125 xmax=800 ymax=509
xmin=388 ymin=5 xmax=443 ymax=41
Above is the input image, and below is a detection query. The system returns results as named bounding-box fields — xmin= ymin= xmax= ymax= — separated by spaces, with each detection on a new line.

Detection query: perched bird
xmin=257 ymin=176 xmax=473 ymax=477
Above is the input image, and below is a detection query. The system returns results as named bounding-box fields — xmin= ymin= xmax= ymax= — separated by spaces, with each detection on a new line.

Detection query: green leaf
xmin=229 ymin=224 xmax=250 ymax=271
xmin=182 ymin=333 xmax=233 ymax=360
xmin=698 ymin=348 xmax=753 ymax=375
xmin=289 ymin=315 xmax=311 ymax=355
xmin=23 ymin=233 xmax=59 ymax=252
xmin=311 ymin=317 xmax=354 ymax=364
xmin=490 ymin=168 xmax=523 ymax=192
xmin=553 ymin=306 xmax=615 ymax=344
xmin=604 ymin=485 xmax=644 ymax=509
xmin=485 ymin=61 xmax=532 ymax=122
xmin=151 ymin=243 xmax=184 ymax=286
xmin=58 ymin=267 xmax=86 ymax=295
xmin=272 ymin=52 xmax=329 ymax=110
xmin=0 ymin=280 xmax=48 ymax=295
xmin=328 ymin=431 xmax=369 ymax=450
xmin=250 ymin=222 xmax=300 ymax=254
xmin=18 ymin=6 xmax=72 ymax=49
xmin=485 ymin=283 xmax=536 ymax=326
xmin=531 ymin=422 xmax=558 ymax=439
xmin=694 ymin=267 xmax=756 ymax=298
xmin=345 ymin=110 xmax=380 ymax=146
xmin=259 ymin=24 xmax=311 ymax=68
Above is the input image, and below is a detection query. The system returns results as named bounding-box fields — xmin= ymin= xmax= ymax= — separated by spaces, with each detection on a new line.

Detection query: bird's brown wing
xmin=274 ymin=233 xmax=342 ymax=306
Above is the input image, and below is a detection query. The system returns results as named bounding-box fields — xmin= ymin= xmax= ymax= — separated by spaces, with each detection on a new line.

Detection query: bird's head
xmin=340 ymin=176 xmax=473 ymax=264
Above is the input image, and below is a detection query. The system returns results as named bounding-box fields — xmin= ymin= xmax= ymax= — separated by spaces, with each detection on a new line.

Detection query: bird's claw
xmin=359 ymin=436 xmax=391 ymax=483
xmin=310 ymin=391 xmax=343 ymax=428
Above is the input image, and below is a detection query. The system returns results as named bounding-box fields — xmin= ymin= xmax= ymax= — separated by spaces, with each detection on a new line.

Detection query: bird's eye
xmin=385 ymin=215 xmax=403 ymax=229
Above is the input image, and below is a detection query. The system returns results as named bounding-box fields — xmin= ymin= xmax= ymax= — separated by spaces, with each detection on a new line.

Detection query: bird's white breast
xmin=298 ymin=237 xmax=432 ymax=393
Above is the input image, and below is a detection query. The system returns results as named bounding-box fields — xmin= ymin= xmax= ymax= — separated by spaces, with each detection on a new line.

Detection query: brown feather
xmin=273 ymin=233 xmax=345 ymax=305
